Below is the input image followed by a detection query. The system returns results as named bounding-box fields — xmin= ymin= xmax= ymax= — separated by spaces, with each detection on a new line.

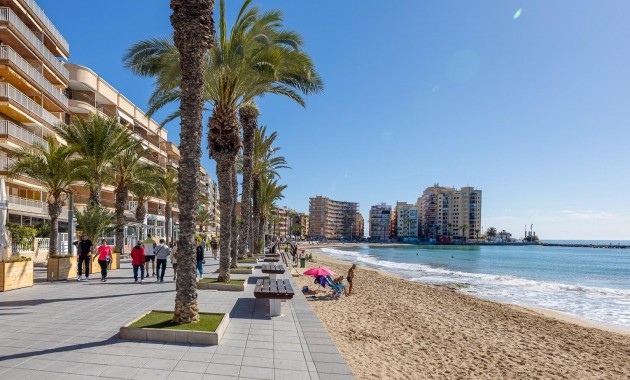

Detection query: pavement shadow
xmin=0 ymin=289 xmax=175 ymax=308
xmin=229 ymin=298 xmax=271 ymax=321
xmin=0 ymin=334 xmax=120 ymax=363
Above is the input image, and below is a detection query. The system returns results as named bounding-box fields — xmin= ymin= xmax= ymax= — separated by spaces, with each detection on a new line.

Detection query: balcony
xmin=0 ymin=46 xmax=67 ymax=108
xmin=18 ymin=0 xmax=70 ymax=56
xmin=0 ymin=119 xmax=47 ymax=147
xmin=0 ymin=82 xmax=62 ymax=128
xmin=0 ymin=7 xmax=68 ymax=81
xmin=8 ymin=194 xmax=44 ymax=214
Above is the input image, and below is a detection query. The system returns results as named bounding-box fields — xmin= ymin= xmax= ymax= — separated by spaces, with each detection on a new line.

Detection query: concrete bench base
xmin=215 ymin=268 xmax=253 ymax=275
xmin=119 ymin=310 xmax=230 ymax=345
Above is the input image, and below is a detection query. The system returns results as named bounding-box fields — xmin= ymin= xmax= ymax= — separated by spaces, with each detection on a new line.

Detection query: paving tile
xmin=313 ymin=362 xmax=353 ymax=375
xmin=310 ymin=352 xmax=346 ymax=363
xmin=274 ymin=368 xmax=312 ymax=380
xmin=98 ymin=365 xmax=140 ymax=379
xmin=201 ymin=375 xmax=236 ymax=380
xmin=0 ymin=367 xmax=39 ymax=380
xmin=240 ymin=356 xmax=274 ymax=368
xmin=211 ymin=354 xmax=243 ymax=366
xmin=238 ymin=365 xmax=274 ymax=379
xmin=143 ymin=358 xmax=179 ymax=370
xmin=173 ymin=360 xmax=209 ymax=373
xmin=205 ymin=363 xmax=241 ymax=376
xmin=133 ymin=368 xmax=170 ymax=380
xmin=214 ymin=346 xmax=246 ymax=356
xmin=166 ymin=371 xmax=204 ymax=380
xmin=274 ymin=358 xmax=308 ymax=371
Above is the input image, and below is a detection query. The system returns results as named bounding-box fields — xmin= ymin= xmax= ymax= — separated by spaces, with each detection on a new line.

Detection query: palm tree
xmin=460 ymin=224 xmax=469 ymax=243
xmin=251 ymin=127 xmax=289 ymax=255
xmin=486 ymin=227 xmax=497 ymax=241
xmin=159 ymin=170 xmax=178 ymax=245
xmin=124 ymin=0 xmax=321 ymax=281
xmin=197 ymin=208 xmax=212 ymax=232
xmin=75 ymin=203 xmax=114 ymax=255
xmin=169 ymin=0 xmax=214 ymax=323
xmin=54 ymin=114 xmax=134 ymax=205
xmin=110 ymin=143 xmax=156 ymax=253
xmin=257 ymin=177 xmax=286 ymax=253
xmin=8 ymin=137 xmax=81 ymax=257
xmin=130 ymin=173 xmax=163 ymax=227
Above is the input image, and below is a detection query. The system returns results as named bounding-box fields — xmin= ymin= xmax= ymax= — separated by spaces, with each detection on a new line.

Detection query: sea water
xmin=316 ymin=244 xmax=630 ymax=330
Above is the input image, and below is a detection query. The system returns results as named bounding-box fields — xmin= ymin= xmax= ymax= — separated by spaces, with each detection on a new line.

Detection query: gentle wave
xmin=319 ymin=247 xmax=630 ymax=298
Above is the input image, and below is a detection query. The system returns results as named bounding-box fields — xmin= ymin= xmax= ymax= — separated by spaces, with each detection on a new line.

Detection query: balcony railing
xmin=0 ymin=46 xmax=67 ymax=107
xmin=21 ymin=0 xmax=70 ymax=54
xmin=0 ymin=82 xmax=62 ymax=127
xmin=0 ymin=119 xmax=47 ymax=147
xmin=0 ymin=7 xmax=69 ymax=79
xmin=0 ymin=156 xmax=15 ymax=170
xmin=8 ymin=194 xmax=44 ymax=214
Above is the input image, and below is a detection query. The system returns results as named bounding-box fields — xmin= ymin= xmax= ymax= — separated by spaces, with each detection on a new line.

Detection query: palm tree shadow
xmin=0 ymin=289 xmax=174 ymax=308
xmin=0 ymin=334 xmax=120 ymax=363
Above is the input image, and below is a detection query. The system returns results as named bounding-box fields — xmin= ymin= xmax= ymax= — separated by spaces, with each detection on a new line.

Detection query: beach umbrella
xmin=303 ymin=267 xmax=335 ymax=277
xmin=0 ymin=178 xmax=9 ymax=261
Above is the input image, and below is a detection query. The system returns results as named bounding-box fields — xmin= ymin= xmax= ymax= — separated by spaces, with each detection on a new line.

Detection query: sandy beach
xmin=293 ymin=249 xmax=630 ymax=380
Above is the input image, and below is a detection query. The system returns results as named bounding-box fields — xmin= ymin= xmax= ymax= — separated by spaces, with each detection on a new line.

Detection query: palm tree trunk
xmin=208 ymin=106 xmax=242 ymax=280
xmin=47 ymin=200 xmax=62 ymax=257
xmin=170 ymin=0 xmax=214 ymax=324
xmin=114 ymin=186 xmax=128 ymax=253
xmin=89 ymin=183 xmax=101 ymax=206
xmin=165 ymin=202 xmax=172 ymax=245
xmin=230 ymin=161 xmax=238 ymax=267
xmin=135 ymin=195 xmax=147 ymax=223
xmin=258 ymin=213 xmax=266 ymax=254
xmin=238 ymin=105 xmax=257 ymax=258
xmin=251 ymin=174 xmax=260 ymax=255
xmin=215 ymin=154 xmax=233 ymax=281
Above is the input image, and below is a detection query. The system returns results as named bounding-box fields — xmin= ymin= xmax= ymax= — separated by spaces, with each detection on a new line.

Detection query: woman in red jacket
xmin=97 ymin=239 xmax=112 ymax=282
xmin=130 ymin=241 xmax=145 ymax=283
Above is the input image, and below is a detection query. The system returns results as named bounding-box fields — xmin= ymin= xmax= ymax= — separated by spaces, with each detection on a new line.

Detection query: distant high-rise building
xmin=308 ymin=196 xmax=360 ymax=240
xmin=395 ymin=201 xmax=418 ymax=241
xmin=369 ymin=203 xmax=391 ymax=241
xmin=418 ymin=185 xmax=482 ymax=241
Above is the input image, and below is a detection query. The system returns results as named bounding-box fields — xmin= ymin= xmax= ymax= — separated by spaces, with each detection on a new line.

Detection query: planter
xmin=216 ymin=267 xmax=253 ymax=275
xmin=239 ymin=258 xmax=258 ymax=264
xmin=197 ymin=278 xmax=246 ymax=291
xmin=89 ymin=252 xmax=120 ymax=274
xmin=0 ymin=260 xmax=34 ymax=291
xmin=47 ymin=256 xmax=77 ymax=281
xmin=120 ymin=310 xmax=229 ymax=345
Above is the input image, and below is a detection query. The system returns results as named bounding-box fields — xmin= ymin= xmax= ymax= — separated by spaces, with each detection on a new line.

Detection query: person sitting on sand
xmin=347 ymin=264 xmax=356 ymax=295
xmin=334 ymin=275 xmax=348 ymax=296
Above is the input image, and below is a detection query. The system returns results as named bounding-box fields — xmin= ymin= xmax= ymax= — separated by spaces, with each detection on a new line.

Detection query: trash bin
xmin=300 ymin=258 xmax=306 ymax=268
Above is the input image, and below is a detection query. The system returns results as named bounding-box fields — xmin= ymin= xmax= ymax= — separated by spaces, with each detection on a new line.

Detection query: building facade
xmin=369 ymin=203 xmax=391 ymax=241
xmin=418 ymin=185 xmax=482 ymax=241
xmin=395 ymin=201 xmax=418 ymax=241
xmin=308 ymin=195 xmax=360 ymax=240
xmin=0 ymin=0 xmax=70 ymax=227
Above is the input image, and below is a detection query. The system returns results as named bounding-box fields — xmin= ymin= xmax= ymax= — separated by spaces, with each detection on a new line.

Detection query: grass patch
xmin=198 ymin=278 xmax=245 ymax=285
xmin=235 ymin=266 xmax=252 ymax=270
xmin=129 ymin=311 xmax=224 ymax=332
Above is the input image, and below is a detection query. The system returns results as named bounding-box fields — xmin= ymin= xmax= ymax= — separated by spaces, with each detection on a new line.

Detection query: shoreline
xmin=305 ymin=243 xmax=630 ymax=336
xmin=294 ymin=245 xmax=630 ymax=379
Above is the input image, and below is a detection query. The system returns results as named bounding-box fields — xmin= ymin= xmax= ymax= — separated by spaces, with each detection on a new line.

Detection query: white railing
xmin=36 ymin=237 xmax=49 ymax=250
xmin=0 ymin=7 xmax=69 ymax=79
xmin=0 ymin=119 xmax=48 ymax=147
xmin=8 ymin=195 xmax=45 ymax=214
xmin=0 ymin=156 xmax=15 ymax=171
xmin=0 ymin=82 xmax=62 ymax=127
xmin=0 ymin=46 xmax=67 ymax=107
xmin=21 ymin=0 xmax=69 ymax=54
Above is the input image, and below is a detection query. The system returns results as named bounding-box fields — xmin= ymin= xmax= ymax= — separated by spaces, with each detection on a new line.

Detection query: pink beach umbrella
xmin=303 ymin=267 xmax=335 ymax=277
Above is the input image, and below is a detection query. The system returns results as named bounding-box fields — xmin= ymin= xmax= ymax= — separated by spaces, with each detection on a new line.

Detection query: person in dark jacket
xmin=77 ymin=235 xmax=93 ymax=281
xmin=196 ymin=242 xmax=205 ymax=279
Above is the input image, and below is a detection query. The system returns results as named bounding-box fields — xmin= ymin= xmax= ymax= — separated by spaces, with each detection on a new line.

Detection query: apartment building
xmin=395 ymin=201 xmax=418 ymax=241
xmin=0 ymin=0 xmax=70 ymax=227
xmin=417 ymin=185 xmax=482 ymax=241
xmin=298 ymin=213 xmax=309 ymax=239
xmin=369 ymin=203 xmax=391 ymax=241
xmin=353 ymin=212 xmax=364 ymax=239
xmin=308 ymin=195 xmax=360 ymax=240
xmin=270 ymin=205 xmax=299 ymax=239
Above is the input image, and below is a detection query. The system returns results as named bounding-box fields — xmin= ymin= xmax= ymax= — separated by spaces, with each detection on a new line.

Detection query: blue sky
xmin=40 ymin=1 xmax=630 ymax=240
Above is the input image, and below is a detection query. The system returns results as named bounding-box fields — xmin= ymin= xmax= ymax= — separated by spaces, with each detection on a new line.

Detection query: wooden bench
xmin=261 ymin=263 xmax=285 ymax=280
xmin=254 ymin=278 xmax=295 ymax=316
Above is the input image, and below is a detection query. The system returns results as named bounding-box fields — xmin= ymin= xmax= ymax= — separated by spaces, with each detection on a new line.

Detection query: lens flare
xmin=513 ymin=8 xmax=523 ymax=19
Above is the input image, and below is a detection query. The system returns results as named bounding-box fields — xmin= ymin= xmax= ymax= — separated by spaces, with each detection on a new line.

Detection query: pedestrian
xmin=196 ymin=241 xmax=205 ymax=279
xmin=143 ymin=234 xmax=157 ymax=277
xmin=210 ymin=238 xmax=218 ymax=260
xmin=77 ymin=235 xmax=93 ymax=281
xmin=347 ymin=264 xmax=356 ymax=296
xmin=130 ymin=241 xmax=145 ymax=283
xmin=97 ymin=239 xmax=112 ymax=282
xmin=170 ymin=242 xmax=177 ymax=281
xmin=154 ymin=238 xmax=170 ymax=282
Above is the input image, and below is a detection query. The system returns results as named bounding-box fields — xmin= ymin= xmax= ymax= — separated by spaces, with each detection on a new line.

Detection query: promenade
xmin=0 ymin=258 xmax=354 ymax=380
